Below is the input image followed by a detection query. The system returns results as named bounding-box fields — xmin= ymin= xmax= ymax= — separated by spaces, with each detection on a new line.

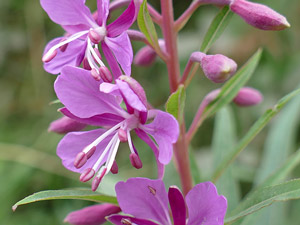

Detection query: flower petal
xmin=186 ymin=182 xmax=227 ymax=225
xmin=115 ymin=178 xmax=171 ymax=225
xmin=43 ymin=37 xmax=86 ymax=75
xmin=64 ymin=204 xmax=121 ymax=225
xmin=97 ymin=0 xmax=109 ymax=26
xmin=107 ymin=215 xmax=160 ymax=225
xmin=135 ymin=129 xmax=165 ymax=179
xmin=57 ymin=129 xmax=114 ymax=173
xmin=168 ymin=186 xmax=187 ymax=225
xmin=101 ymin=42 xmax=123 ymax=78
xmin=107 ymin=0 xmax=136 ymax=37
xmin=104 ymin=32 xmax=133 ymax=76
xmin=40 ymin=0 xmax=97 ymax=28
xmin=54 ymin=66 xmax=123 ymax=118
xmin=141 ymin=110 xmax=179 ymax=164
xmin=60 ymin=107 xmax=124 ymax=127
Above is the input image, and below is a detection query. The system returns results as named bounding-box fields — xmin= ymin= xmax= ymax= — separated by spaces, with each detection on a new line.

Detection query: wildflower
xmin=64 ymin=204 xmax=120 ymax=225
xmin=55 ymin=66 xmax=179 ymax=191
xmin=107 ymin=177 xmax=227 ymax=225
xmin=41 ymin=0 xmax=138 ymax=77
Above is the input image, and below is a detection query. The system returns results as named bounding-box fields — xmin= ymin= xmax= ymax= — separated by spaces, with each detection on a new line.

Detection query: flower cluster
xmin=39 ymin=0 xmax=289 ymax=224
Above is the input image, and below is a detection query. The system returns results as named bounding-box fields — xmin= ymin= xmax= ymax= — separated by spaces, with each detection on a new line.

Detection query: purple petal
xmin=107 ymin=0 xmax=136 ymax=37
xmin=168 ymin=186 xmax=187 ymax=225
xmin=64 ymin=204 xmax=120 ymax=225
xmin=107 ymin=215 xmax=160 ymax=225
xmin=101 ymin=42 xmax=122 ymax=78
xmin=115 ymin=178 xmax=171 ymax=225
xmin=54 ymin=66 xmax=123 ymax=118
xmin=97 ymin=0 xmax=109 ymax=26
xmin=60 ymin=108 xmax=124 ymax=127
xmin=40 ymin=0 xmax=97 ymax=28
xmin=104 ymin=32 xmax=133 ymax=75
xmin=186 ymin=182 xmax=227 ymax=225
xmin=141 ymin=110 xmax=179 ymax=165
xmin=135 ymin=128 xmax=165 ymax=179
xmin=43 ymin=38 xmax=86 ymax=75
xmin=57 ymin=129 xmax=114 ymax=173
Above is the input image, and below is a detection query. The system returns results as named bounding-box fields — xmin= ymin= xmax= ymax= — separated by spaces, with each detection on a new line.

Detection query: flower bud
xmin=64 ymin=204 xmax=121 ymax=225
xmin=200 ymin=54 xmax=237 ymax=83
xmin=233 ymin=87 xmax=263 ymax=106
xmin=230 ymin=0 xmax=290 ymax=31
xmin=134 ymin=46 xmax=157 ymax=66
xmin=48 ymin=116 xmax=86 ymax=134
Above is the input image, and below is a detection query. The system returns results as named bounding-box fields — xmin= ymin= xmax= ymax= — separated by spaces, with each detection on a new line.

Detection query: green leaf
xmin=200 ymin=6 xmax=233 ymax=53
xmin=225 ymin=179 xmax=300 ymax=223
xmin=138 ymin=0 xmax=159 ymax=48
xmin=13 ymin=189 xmax=118 ymax=211
xmin=212 ymin=88 xmax=300 ymax=181
xmin=213 ymin=106 xmax=240 ymax=212
xmin=203 ymin=49 xmax=262 ymax=121
xmin=166 ymin=84 xmax=186 ymax=122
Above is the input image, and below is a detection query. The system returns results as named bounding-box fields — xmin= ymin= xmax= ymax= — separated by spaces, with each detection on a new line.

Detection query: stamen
xmin=80 ymin=168 xmax=95 ymax=182
xmin=89 ymin=30 xmax=102 ymax=44
xmin=92 ymin=167 xmax=107 ymax=191
xmin=127 ymin=131 xmax=135 ymax=154
xmin=99 ymin=67 xmax=113 ymax=83
xmin=74 ymin=152 xmax=87 ymax=169
xmin=91 ymin=68 xmax=101 ymax=81
xmin=59 ymin=38 xmax=68 ymax=52
xmin=83 ymin=57 xmax=92 ymax=70
xmin=104 ymin=137 xmax=121 ymax=175
xmin=42 ymin=49 xmax=57 ymax=63
xmin=118 ymin=128 xmax=128 ymax=142
xmin=111 ymin=160 xmax=119 ymax=174
xmin=88 ymin=39 xmax=105 ymax=67
xmin=121 ymin=219 xmax=132 ymax=225
xmin=129 ymin=153 xmax=143 ymax=169
xmin=93 ymin=47 xmax=102 ymax=60
xmin=148 ymin=186 xmax=156 ymax=195
xmin=86 ymin=146 xmax=96 ymax=159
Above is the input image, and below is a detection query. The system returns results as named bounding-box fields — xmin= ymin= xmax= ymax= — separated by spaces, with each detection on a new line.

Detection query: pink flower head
xmin=107 ymin=178 xmax=227 ymax=225
xmin=41 ymin=0 xmax=139 ymax=78
xmin=54 ymin=66 xmax=179 ymax=191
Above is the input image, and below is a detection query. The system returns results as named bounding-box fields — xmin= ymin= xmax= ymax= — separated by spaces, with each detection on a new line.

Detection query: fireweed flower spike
xmin=107 ymin=178 xmax=227 ymax=225
xmin=54 ymin=66 xmax=179 ymax=191
xmin=41 ymin=0 xmax=138 ymax=77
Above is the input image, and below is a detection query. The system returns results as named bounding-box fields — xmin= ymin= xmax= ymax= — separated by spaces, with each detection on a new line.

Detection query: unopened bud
xmin=48 ymin=116 xmax=86 ymax=134
xmin=233 ymin=87 xmax=263 ymax=106
xmin=42 ymin=49 xmax=57 ymax=63
xmin=230 ymin=0 xmax=290 ymax=31
xmin=99 ymin=67 xmax=113 ymax=83
xmin=200 ymin=54 xmax=237 ymax=83
xmin=64 ymin=204 xmax=121 ymax=225
xmin=134 ymin=46 xmax=157 ymax=66
xmin=80 ymin=168 xmax=95 ymax=182
xmin=74 ymin=152 xmax=87 ymax=169
xmin=129 ymin=153 xmax=143 ymax=169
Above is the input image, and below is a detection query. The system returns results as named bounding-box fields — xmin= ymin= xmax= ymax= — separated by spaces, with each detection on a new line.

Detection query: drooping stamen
xmin=111 ymin=160 xmax=119 ymax=174
xmin=127 ymin=131 xmax=135 ymax=154
xmin=129 ymin=153 xmax=143 ymax=169
xmin=86 ymin=146 xmax=96 ymax=159
xmin=93 ymin=47 xmax=102 ymax=60
xmin=74 ymin=152 xmax=87 ymax=169
xmin=42 ymin=49 xmax=57 ymax=63
xmin=92 ymin=167 xmax=107 ymax=191
xmin=83 ymin=57 xmax=92 ymax=70
xmin=104 ymin=137 xmax=121 ymax=175
xmin=91 ymin=68 xmax=101 ymax=81
xmin=99 ymin=67 xmax=113 ymax=83
xmin=118 ymin=128 xmax=128 ymax=142
xmin=89 ymin=30 xmax=102 ymax=44
xmin=87 ymin=39 xmax=105 ymax=67
xmin=80 ymin=168 xmax=95 ymax=182
xmin=121 ymin=219 xmax=133 ymax=225
xmin=59 ymin=38 xmax=68 ymax=52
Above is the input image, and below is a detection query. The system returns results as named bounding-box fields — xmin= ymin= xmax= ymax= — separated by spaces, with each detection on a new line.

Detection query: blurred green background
xmin=1 ymin=0 xmax=300 ymax=224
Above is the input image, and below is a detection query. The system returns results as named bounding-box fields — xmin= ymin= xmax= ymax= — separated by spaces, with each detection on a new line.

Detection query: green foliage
xmin=166 ymin=84 xmax=186 ymax=122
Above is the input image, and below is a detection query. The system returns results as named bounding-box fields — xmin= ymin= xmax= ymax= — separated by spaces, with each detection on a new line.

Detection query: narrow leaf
xmin=166 ymin=84 xmax=186 ymax=122
xmin=200 ymin=6 xmax=233 ymax=53
xmin=13 ymin=189 xmax=118 ymax=211
xmin=212 ymin=88 xmax=300 ymax=181
xmin=225 ymin=179 xmax=300 ymax=223
xmin=137 ymin=0 xmax=158 ymax=48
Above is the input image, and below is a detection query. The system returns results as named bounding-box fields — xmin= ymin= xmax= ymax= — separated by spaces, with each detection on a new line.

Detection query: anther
xmin=148 ymin=186 xmax=156 ymax=195
xmin=99 ymin=67 xmax=113 ymax=83
xmin=59 ymin=38 xmax=68 ymax=52
xmin=93 ymin=48 xmax=102 ymax=60
xmin=129 ymin=153 xmax=143 ymax=169
xmin=83 ymin=57 xmax=92 ymax=70
xmin=91 ymin=168 xmax=107 ymax=191
xmin=86 ymin=146 xmax=96 ymax=159
xmin=89 ymin=30 xmax=102 ymax=44
xmin=42 ymin=49 xmax=57 ymax=63
xmin=91 ymin=68 xmax=101 ymax=81
xmin=110 ymin=160 xmax=119 ymax=174
xmin=118 ymin=129 xmax=128 ymax=142
xmin=121 ymin=219 xmax=132 ymax=225
xmin=74 ymin=152 xmax=87 ymax=169
xmin=80 ymin=168 xmax=95 ymax=182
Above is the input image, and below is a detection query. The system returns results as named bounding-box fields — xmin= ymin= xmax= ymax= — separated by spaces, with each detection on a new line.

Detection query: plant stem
xmin=160 ymin=0 xmax=193 ymax=195
xmin=160 ymin=0 xmax=180 ymax=92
